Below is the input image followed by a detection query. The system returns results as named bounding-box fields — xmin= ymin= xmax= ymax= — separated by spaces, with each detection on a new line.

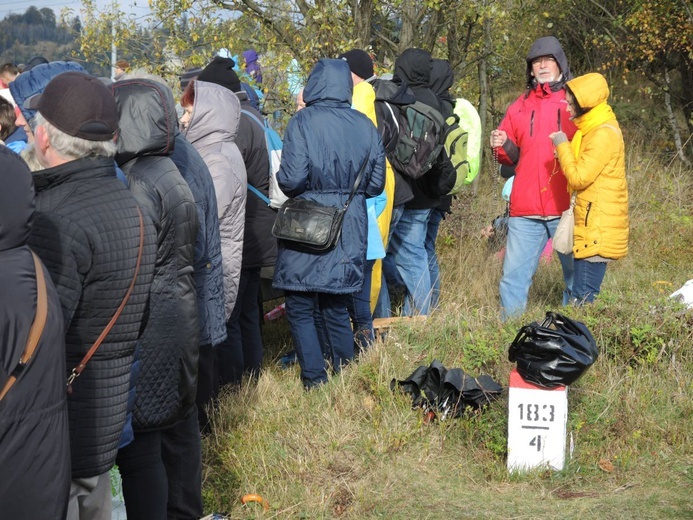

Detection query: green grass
xmin=201 ymin=135 xmax=693 ymax=518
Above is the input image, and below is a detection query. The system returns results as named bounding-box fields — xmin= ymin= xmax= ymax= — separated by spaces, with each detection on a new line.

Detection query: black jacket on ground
xmin=235 ymin=93 xmax=278 ymax=269
xmin=113 ymin=79 xmax=200 ymax=429
xmin=0 ymin=147 xmax=71 ymax=518
xmin=394 ymin=48 xmax=456 ymax=210
xmin=29 ymin=156 xmax=156 ymax=478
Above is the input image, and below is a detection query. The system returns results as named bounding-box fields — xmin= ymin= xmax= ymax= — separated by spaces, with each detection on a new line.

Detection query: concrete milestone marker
xmin=507 ymin=368 xmax=568 ymax=472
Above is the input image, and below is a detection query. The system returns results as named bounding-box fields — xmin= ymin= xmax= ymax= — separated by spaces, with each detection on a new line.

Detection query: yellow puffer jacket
xmin=352 ymin=80 xmax=395 ymax=309
xmin=555 ymin=73 xmax=628 ymax=260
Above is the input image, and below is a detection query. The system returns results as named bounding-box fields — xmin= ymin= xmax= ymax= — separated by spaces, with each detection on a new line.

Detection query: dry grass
xmin=201 ymin=136 xmax=693 ymax=518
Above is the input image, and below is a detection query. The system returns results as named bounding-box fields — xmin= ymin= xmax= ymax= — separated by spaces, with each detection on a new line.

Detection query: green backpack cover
xmin=446 ymin=98 xmax=482 ymax=195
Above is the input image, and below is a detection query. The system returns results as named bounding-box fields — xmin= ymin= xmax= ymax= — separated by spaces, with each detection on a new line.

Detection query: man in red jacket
xmin=490 ymin=36 xmax=576 ymax=319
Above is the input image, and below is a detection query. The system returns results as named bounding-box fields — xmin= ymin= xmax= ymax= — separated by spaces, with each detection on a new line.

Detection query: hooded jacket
xmin=170 ymin=132 xmax=227 ymax=347
xmin=430 ymin=58 xmax=455 ymax=118
xmin=9 ymin=61 xmax=86 ymax=129
xmin=430 ymin=58 xmax=456 ymax=213
xmin=235 ymin=94 xmax=278 ymax=269
xmin=0 ymin=148 xmax=70 ymax=518
xmin=184 ymin=80 xmax=247 ymax=318
xmin=242 ymin=49 xmax=262 ymax=84
xmin=394 ymin=48 xmax=456 ymax=209
xmin=495 ymin=36 xmax=577 ymax=218
xmin=29 ymin=154 xmax=156 ymax=478
xmin=272 ymin=59 xmax=385 ymax=294
xmin=113 ymin=79 xmax=200 ymax=429
xmin=555 ymin=73 xmax=628 ymax=259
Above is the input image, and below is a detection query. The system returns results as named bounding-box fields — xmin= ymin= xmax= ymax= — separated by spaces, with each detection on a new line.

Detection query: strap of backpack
xmin=241 ymin=108 xmax=265 ymax=130
xmin=66 ymin=206 xmax=145 ymax=394
xmin=343 ymin=152 xmax=371 ymax=211
xmin=241 ymin=109 xmax=273 ymax=206
xmin=0 ymin=251 xmax=49 ymax=402
xmin=411 ymin=103 xmax=446 ymax=136
xmin=248 ymin=183 xmax=271 ymax=205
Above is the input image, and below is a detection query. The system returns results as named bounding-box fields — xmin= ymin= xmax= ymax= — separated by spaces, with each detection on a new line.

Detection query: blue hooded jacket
xmin=10 ymin=61 xmax=86 ymax=128
xmin=272 ymin=59 xmax=385 ymax=294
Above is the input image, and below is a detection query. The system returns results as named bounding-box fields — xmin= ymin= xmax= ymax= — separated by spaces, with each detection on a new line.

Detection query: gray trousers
xmin=66 ymin=471 xmax=112 ymax=520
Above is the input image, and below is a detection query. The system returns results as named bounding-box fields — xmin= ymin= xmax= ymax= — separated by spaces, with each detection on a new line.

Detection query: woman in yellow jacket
xmin=549 ymin=72 xmax=628 ymax=304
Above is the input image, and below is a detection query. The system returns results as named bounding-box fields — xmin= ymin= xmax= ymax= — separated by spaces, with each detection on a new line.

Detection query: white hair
xmin=35 ymin=112 xmax=117 ymax=159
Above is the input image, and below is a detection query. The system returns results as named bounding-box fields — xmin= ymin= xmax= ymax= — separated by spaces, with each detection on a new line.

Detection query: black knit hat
xmin=198 ymin=56 xmax=241 ymax=92
xmin=25 ymin=71 xmax=118 ymax=141
xmin=337 ymin=49 xmax=374 ymax=80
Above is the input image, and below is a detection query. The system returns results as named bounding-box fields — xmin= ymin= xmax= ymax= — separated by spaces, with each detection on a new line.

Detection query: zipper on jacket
xmin=530 ymin=110 xmax=535 ymax=136
xmin=585 ymin=202 xmax=592 ymax=226
xmin=557 ymin=109 xmax=561 ymax=132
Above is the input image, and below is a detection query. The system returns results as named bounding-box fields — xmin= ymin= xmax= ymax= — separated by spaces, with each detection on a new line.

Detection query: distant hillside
xmin=0 ymin=6 xmax=80 ymax=68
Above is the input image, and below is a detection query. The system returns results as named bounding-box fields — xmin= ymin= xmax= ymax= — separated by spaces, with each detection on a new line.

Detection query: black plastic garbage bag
xmin=391 ymin=360 xmax=502 ymax=419
xmin=508 ymin=311 xmax=598 ymax=388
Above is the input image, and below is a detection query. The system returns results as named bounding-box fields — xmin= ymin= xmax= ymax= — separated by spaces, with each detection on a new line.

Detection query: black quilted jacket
xmin=113 ymin=79 xmax=200 ymax=429
xmin=0 ymin=147 xmax=70 ymax=517
xmin=29 ymin=156 xmax=156 ymax=478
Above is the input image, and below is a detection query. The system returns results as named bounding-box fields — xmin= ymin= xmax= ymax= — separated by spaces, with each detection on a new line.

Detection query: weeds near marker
xmin=202 ymin=135 xmax=693 ymax=518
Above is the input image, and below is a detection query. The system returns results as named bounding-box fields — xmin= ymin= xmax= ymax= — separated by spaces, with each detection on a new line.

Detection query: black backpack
xmin=390 ymin=101 xmax=446 ymax=180
xmin=372 ymin=79 xmax=405 ymax=156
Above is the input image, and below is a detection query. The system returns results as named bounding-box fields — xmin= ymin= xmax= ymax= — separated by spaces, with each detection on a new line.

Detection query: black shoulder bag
xmin=272 ymin=155 xmax=369 ymax=254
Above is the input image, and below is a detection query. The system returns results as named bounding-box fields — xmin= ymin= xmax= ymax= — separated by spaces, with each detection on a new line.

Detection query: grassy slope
xmin=202 ymin=133 xmax=693 ymax=519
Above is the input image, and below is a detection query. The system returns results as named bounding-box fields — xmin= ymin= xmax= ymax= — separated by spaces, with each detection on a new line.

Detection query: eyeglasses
xmin=531 ymin=56 xmax=556 ymax=66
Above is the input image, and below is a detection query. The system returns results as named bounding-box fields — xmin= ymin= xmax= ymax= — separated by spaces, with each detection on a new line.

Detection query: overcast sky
xmin=0 ymin=0 xmax=151 ymax=21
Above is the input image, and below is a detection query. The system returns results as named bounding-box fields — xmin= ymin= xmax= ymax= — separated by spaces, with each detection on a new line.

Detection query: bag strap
xmin=343 ymin=153 xmax=371 ymax=211
xmin=241 ymin=108 xmax=265 ymax=130
xmin=0 ymin=252 xmax=49 ymax=402
xmin=241 ymin=109 xmax=275 ymax=207
xmin=66 ymin=207 xmax=145 ymax=394
xmin=248 ymin=183 xmax=271 ymax=206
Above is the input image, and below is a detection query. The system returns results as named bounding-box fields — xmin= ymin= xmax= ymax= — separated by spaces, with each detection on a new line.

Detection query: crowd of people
xmin=0 ymin=36 xmax=628 ymax=519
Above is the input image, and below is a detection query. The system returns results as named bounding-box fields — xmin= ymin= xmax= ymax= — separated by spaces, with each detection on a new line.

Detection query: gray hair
xmin=35 ymin=112 xmax=117 ymax=159
xmin=20 ymin=143 xmax=44 ymax=172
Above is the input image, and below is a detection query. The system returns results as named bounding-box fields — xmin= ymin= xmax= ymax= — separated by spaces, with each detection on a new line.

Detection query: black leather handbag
xmin=508 ymin=311 xmax=599 ymax=388
xmin=272 ymin=156 xmax=368 ymax=254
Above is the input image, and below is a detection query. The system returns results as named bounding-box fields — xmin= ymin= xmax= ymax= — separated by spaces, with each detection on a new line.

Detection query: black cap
xmin=24 ymin=56 xmax=49 ymax=72
xmin=24 ymin=71 xmax=118 ymax=141
xmin=198 ymin=56 xmax=241 ymax=92
xmin=337 ymin=49 xmax=374 ymax=80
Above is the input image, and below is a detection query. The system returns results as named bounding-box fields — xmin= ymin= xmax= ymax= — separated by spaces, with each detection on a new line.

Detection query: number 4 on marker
xmin=529 ymin=435 xmax=542 ymax=452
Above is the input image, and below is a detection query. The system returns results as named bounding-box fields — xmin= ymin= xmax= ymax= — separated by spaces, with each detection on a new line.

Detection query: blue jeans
xmin=347 ymin=259 xmax=374 ymax=353
xmin=500 ymin=217 xmax=574 ymax=319
xmin=389 ymin=208 xmax=433 ymax=316
xmin=285 ymin=291 xmax=354 ymax=388
xmin=570 ymin=259 xmax=607 ymax=305
xmin=375 ymin=204 xmax=404 ymax=318
xmin=425 ymin=208 xmax=445 ymax=310
xmin=217 ymin=268 xmax=263 ymax=387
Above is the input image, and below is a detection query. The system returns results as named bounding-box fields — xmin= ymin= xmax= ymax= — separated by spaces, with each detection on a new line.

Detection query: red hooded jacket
xmin=496 ymin=83 xmax=576 ymax=217
xmin=495 ymin=36 xmax=577 ymax=217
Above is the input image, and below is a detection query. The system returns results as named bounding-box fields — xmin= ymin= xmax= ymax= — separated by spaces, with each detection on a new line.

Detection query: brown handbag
xmin=0 ymin=251 xmax=49 ymax=402
xmin=66 ymin=207 xmax=145 ymax=394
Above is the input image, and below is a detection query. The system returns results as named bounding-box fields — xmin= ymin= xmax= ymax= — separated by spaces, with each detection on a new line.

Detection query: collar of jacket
xmin=33 ymin=156 xmax=116 ymax=191
xmin=526 ymin=78 xmax=566 ymax=98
